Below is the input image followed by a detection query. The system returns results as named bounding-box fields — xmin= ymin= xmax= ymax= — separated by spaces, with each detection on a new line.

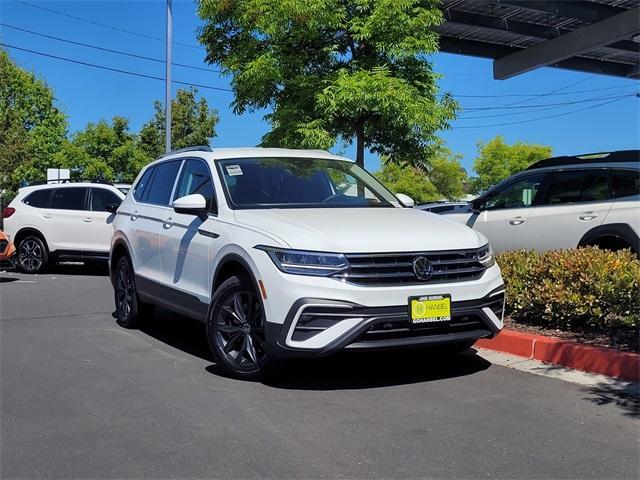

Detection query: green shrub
xmin=496 ymin=247 xmax=640 ymax=332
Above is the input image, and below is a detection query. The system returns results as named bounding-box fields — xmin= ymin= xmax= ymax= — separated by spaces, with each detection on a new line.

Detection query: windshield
xmin=217 ymin=157 xmax=399 ymax=209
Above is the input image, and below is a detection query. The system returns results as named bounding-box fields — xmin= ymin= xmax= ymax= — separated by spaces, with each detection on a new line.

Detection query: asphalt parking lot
xmin=1 ymin=265 xmax=638 ymax=479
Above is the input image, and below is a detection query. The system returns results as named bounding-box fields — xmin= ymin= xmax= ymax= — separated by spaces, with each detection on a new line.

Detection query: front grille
xmin=0 ymin=240 xmax=7 ymax=253
xmin=332 ymin=248 xmax=487 ymax=286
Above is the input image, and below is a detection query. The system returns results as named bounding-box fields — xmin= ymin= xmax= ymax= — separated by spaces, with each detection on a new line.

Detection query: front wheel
xmin=18 ymin=235 xmax=48 ymax=274
xmin=206 ymin=274 xmax=274 ymax=380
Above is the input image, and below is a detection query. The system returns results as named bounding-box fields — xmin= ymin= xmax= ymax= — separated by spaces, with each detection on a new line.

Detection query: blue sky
xmin=2 ymin=0 xmax=638 ymax=174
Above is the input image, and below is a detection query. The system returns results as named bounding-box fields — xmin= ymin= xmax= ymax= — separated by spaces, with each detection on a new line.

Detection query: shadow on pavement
xmin=49 ymin=263 xmax=109 ymax=277
xmin=135 ymin=308 xmax=491 ymax=389
xmin=138 ymin=308 xmax=212 ymax=362
xmin=0 ymin=276 xmax=19 ymax=283
xmin=583 ymin=382 xmax=640 ymax=419
xmin=258 ymin=348 xmax=491 ymax=390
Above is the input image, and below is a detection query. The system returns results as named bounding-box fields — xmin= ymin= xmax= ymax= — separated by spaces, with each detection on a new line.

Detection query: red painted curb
xmin=477 ymin=329 xmax=640 ymax=382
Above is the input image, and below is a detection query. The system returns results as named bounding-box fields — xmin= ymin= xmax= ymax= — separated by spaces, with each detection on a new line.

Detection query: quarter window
xmin=173 ymin=160 xmax=217 ymax=213
xmin=543 ymin=170 xmax=610 ymax=204
xmin=90 ymin=188 xmax=122 ymax=211
xmin=611 ymin=170 xmax=640 ymax=198
xmin=145 ymin=161 xmax=181 ymax=206
xmin=483 ymin=174 xmax=546 ymax=210
xmin=50 ymin=187 xmax=88 ymax=210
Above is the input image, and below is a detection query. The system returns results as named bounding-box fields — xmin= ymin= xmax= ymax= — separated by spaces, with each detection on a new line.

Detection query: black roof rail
xmin=163 ymin=145 xmax=213 ymax=156
xmin=24 ymin=178 xmax=114 ymax=187
xmin=526 ymin=150 xmax=640 ymax=170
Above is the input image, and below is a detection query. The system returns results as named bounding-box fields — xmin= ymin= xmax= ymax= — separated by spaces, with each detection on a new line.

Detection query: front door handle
xmin=579 ymin=212 xmax=598 ymax=221
xmin=163 ymin=217 xmax=173 ymax=229
xmin=509 ymin=216 xmax=525 ymax=225
xmin=83 ymin=217 xmax=93 ymax=223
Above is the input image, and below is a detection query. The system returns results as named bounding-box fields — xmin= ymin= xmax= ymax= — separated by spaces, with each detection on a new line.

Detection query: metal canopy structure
xmin=438 ymin=0 xmax=640 ymax=79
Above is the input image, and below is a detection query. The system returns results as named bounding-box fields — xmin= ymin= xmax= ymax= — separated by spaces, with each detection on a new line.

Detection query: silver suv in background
xmin=444 ymin=150 xmax=639 ymax=254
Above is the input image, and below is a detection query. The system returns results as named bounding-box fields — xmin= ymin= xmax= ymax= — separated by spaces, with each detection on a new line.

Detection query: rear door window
xmin=23 ymin=189 xmax=53 ymax=208
xmin=145 ymin=161 xmax=181 ymax=206
xmin=542 ymin=170 xmax=610 ymax=204
xmin=611 ymin=170 xmax=640 ymax=198
xmin=50 ymin=187 xmax=88 ymax=210
xmin=173 ymin=160 xmax=216 ymax=213
xmin=90 ymin=188 xmax=122 ymax=211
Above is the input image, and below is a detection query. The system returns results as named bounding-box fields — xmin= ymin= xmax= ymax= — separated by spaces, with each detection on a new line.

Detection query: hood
xmin=234 ymin=207 xmax=486 ymax=253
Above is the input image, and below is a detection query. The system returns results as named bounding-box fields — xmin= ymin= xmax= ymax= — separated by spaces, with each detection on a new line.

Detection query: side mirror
xmin=395 ymin=193 xmax=415 ymax=208
xmin=470 ymin=199 xmax=483 ymax=213
xmin=104 ymin=204 xmax=119 ymax=213
xmin=173 ymin=194 xmax=207 ymax=216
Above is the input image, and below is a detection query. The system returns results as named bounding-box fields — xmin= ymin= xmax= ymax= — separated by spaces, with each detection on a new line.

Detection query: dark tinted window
xmin=612 ymin=170 xmax=640 ymax=198
xmin=146 ymin=161 xmax=181 ymax=206
xmin=133 ymin=167 xmax=154 ymax=202
xmin=173 ymin=160 xmax=216 ymax=212
xmin=50 ymin=188 xmax=88 ymax=210
xmin=23 ymin=189 xmax=52 ymax=208
xmin=90 ymin=188 xmax=122 ymax=211
xmin=483 ymin=174 xmax=546 ymax=210
xmin=429 ymin=205 xmax=455 ymax=213
xmin=543 ymin=170 xmax=610 ymax=204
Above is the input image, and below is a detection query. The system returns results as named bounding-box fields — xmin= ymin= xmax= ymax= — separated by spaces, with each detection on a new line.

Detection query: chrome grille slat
xmin=333 ymin=248 xmax=487 ymax=286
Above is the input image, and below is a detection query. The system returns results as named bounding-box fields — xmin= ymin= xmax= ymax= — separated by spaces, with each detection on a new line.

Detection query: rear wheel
xmin=206 ymin=274 xmax=273 ymax=380
xmin=17 ymin=235 xmax=48 ymax=274
xmin=113 ymin=256 xmax=143 ymax=328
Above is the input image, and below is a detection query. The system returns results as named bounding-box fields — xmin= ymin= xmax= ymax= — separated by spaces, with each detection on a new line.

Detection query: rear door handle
xmin=42 ymin=213 xmax=52 ymax=219
xmin=83 ymin=217 xmax=93 ymax=223
xmin=579 ymin=212 xmax=598 ymax=221
xmin=509 ymin=216 xmax=525 ymax=225
xmin=130 ymin=210 xmax=138 ymax=221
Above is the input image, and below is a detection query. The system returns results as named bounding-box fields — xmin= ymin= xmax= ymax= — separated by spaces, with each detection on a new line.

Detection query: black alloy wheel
xmin=114 ymin=256 xmax=141 ymax=328
xmin=207 ymin=274 xmax=272 ymax=380
xmin=18 ymin=236 xmax=48 ymax=274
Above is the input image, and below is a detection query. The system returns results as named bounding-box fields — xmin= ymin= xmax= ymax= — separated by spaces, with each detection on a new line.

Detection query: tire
xmin=113 ymin=256 xmax=143 ymax=329
xmin=206 ymin=274 xmax=274 ymax=380
xmin=17 ymin=235 xmax=49 ymax=274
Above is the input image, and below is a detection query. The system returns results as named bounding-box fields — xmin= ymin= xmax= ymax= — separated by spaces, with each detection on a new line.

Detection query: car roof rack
xmin=163 ymin=145 xmax=213 ymax=156
xmin=25 ymin=178 xmax=114 ymax=186
xmin=526 ymin=150 xmax=640 ymax=170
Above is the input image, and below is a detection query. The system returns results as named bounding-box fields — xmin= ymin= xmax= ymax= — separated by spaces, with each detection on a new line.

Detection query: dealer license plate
xmin=409 ymin=294 xmax=452 ymax=324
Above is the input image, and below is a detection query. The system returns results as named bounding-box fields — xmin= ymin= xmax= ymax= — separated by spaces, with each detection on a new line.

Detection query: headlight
xmin=478 ymin=244 xmax=495 ymax=268
xmin=256 ymin=246 xmax=348 ymax=276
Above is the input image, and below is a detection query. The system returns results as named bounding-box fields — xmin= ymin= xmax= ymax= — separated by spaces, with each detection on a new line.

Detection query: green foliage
xmin=139 ymin=88 xmax=219 ymax=158
xmin=470 ymin=136 xmax=552 ymax=193
xmin=374 ymin=159 xmax=439 ymax=202
xmin=0 ymin=49 xmax=68 ymax=198
xmin=497 ymin=248 xmax=640 ymax=332
xmin=374 ymin=141 xmax=467 ymax=202
xmin=197 ymin=0 xmax=458 ymax=166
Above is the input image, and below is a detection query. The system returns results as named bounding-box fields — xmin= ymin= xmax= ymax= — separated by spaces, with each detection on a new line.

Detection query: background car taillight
xmin=2 ymin=207 xmax=15 ymax=218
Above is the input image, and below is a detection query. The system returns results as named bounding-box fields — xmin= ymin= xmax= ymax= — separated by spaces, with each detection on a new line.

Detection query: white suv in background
xmin=3 ymin=181 xmax=125 ymax=273
xmin=110 ymin=147 xmax=505 ymax=379
xmin=445 ymin=150 xmax=640 ymax=254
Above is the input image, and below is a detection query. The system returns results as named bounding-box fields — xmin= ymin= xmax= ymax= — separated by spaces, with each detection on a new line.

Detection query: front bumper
xmin=265 ymin=286 xmax=505 ymax=358
xmin=0 ymin=252 xmax=17 ymax=271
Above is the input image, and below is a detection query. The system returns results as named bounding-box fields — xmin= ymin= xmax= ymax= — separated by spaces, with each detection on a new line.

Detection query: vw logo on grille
xmin=412 ymin=256 xmax=433 ymax=281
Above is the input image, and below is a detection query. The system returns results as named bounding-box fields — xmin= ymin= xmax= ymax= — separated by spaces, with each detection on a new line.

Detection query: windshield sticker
xmin=225 ymin=165 xmax=243 ymax=176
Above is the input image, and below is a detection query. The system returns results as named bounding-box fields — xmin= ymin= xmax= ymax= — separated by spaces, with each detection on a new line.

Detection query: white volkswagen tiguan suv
xmin=110 ymin=147 xmax=505 ymax=379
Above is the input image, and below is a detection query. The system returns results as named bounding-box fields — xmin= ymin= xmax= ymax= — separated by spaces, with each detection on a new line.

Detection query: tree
xmin=471 ymin=136 xmax=552 ymax=193
xmin=139 ymin=88 xmax=219 ymax=158
xmin=0 ymin=49 xmax=68 ymax=197
xmin=428 ymin=143 xmax=467 ymax=200
xmin=375 ymin=159 xmax=440 ymax=203
xmin=198 ymin=0 xmax=457 ymax=168
xmin=65 ymin=117 xmax=150 ymax=181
